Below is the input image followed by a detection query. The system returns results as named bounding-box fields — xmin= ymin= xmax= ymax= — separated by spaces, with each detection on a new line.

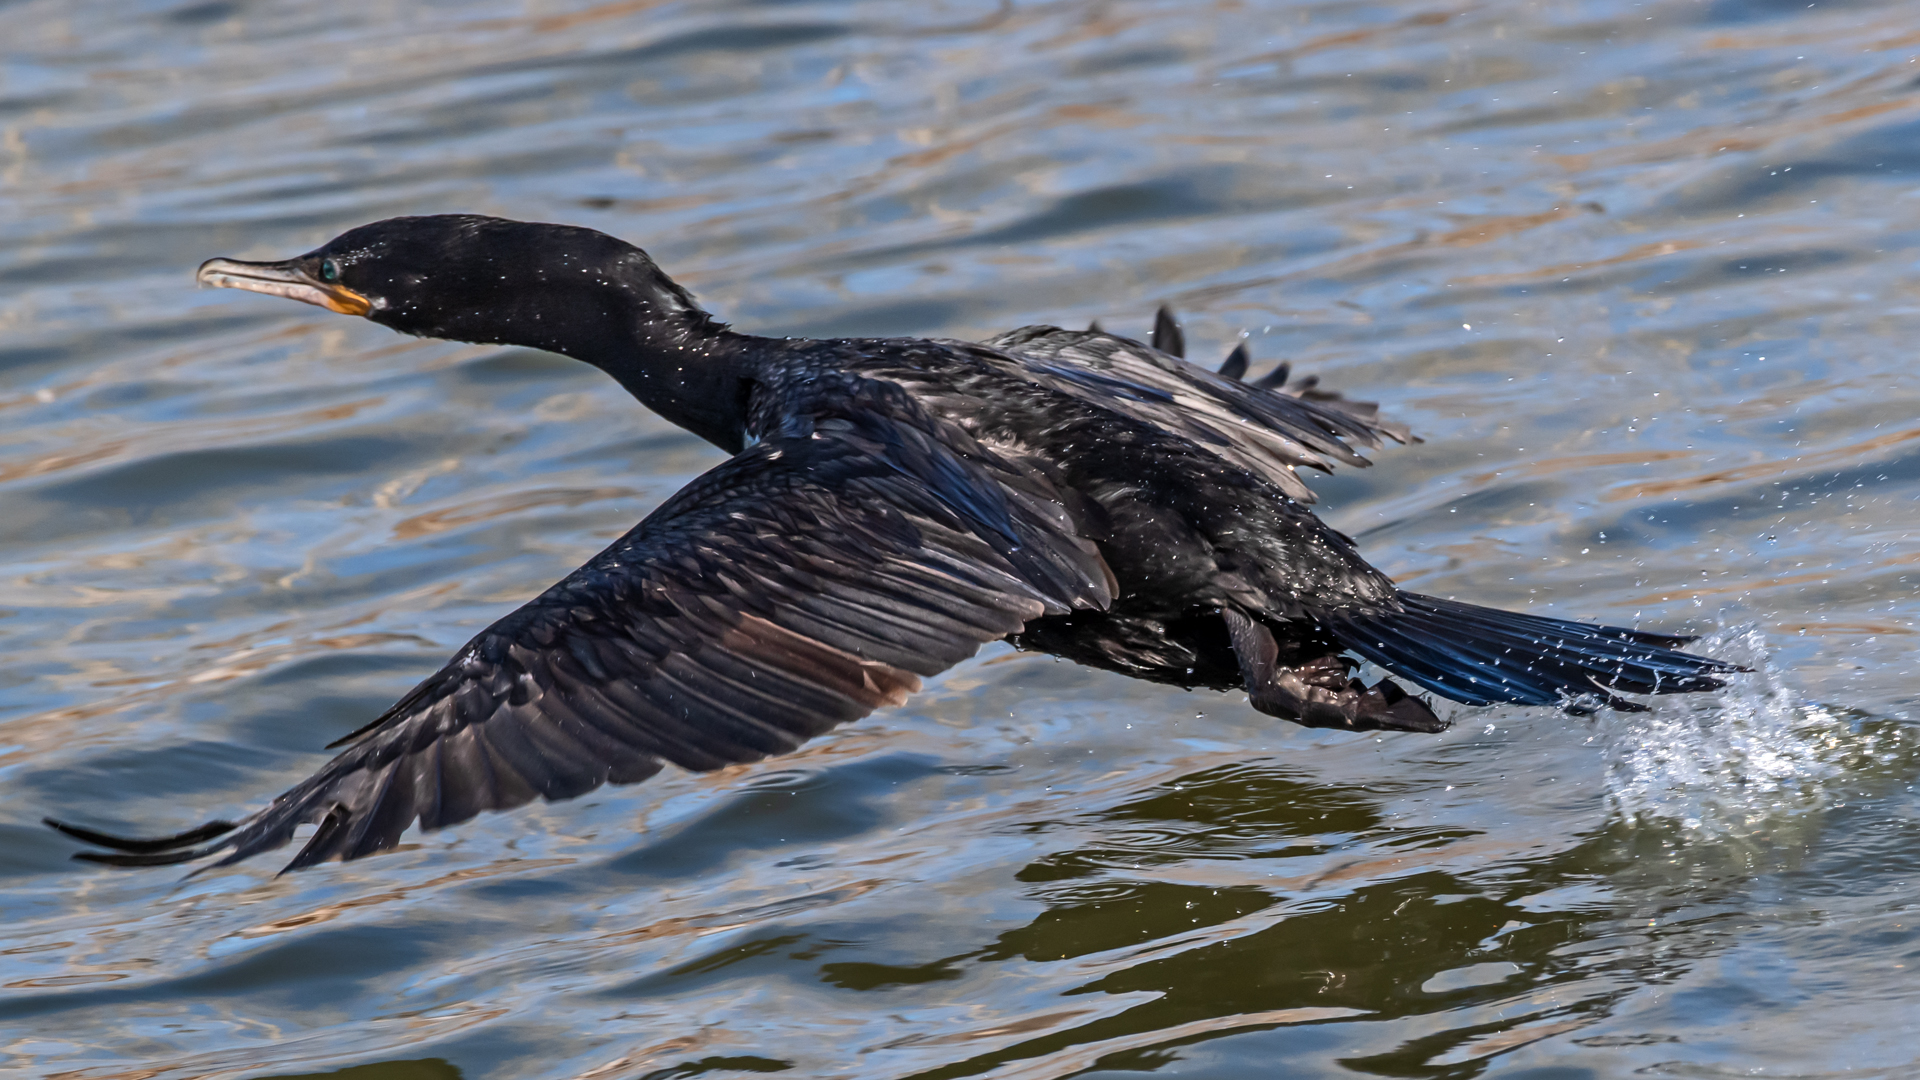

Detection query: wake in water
xmin=1599 ymin=626 xmax=1910 ymax=837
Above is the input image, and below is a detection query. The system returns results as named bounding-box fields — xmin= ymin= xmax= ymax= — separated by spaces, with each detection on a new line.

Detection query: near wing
xmin=983 ymin=322 xmax=1413 ymax=503
xmin=49 ymin=411 xmax=1112 ymax=873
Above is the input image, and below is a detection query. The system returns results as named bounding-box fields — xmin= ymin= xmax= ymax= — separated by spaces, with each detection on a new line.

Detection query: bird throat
xmin=567 ymin=312 xmax=753 ymax=455
xmin=608 ymin=333 xmax=753 ymax=453
xmin=437 ymin=277 xmax=754 ymax=455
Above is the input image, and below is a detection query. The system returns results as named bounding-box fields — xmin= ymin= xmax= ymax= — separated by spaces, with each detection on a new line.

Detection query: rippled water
xmin=5 ymin=0 xmax=1920 ymax=1076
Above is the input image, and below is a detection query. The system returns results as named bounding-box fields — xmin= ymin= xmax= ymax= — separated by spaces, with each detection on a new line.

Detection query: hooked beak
xmin=195 ymin=258 xmax=373 ymax=316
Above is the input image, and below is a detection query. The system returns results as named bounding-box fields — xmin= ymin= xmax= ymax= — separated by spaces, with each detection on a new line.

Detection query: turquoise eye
xmin=320 ymin=259 xmax=340 ymax=283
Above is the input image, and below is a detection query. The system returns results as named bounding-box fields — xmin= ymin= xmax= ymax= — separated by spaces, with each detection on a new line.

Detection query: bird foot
xmin=1221 ymin=609 xmax=1446 ymax=734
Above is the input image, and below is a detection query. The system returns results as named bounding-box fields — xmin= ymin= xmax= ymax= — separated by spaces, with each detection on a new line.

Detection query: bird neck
xmin=450 ymin=269 xmax=756 ymax=454
xmin=571 ymin=314 xmax=757 ymax=454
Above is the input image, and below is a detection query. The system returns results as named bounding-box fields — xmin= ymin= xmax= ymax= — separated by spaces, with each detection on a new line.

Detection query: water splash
xmin=1600 ymin=626 xmax=1904 ymax=837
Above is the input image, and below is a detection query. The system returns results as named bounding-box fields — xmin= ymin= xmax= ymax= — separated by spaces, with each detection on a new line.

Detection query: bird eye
xmin=319 ymin=259 xmax=340 ymax=283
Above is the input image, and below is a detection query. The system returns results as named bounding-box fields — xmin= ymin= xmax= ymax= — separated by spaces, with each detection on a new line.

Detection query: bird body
xmin=49 ymin=215 xmax=1738 ymax=872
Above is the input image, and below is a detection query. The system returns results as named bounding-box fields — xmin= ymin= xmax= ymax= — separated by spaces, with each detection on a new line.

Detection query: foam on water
xmin=1601 ymin=627 xmax=1906 ymax=837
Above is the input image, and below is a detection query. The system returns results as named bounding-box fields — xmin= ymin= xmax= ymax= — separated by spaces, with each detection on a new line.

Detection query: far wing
xmin=51 ymin=411 xmax=1111 ymax=872
xmin=983 ymin=324 xmax=1413 ymax=503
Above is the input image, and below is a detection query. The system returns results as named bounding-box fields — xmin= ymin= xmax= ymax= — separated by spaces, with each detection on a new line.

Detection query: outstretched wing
xmin=51 ymin=410 xmax=1112 ymax=873
xmin=983 ymin=323 xmax=1413 ymax=503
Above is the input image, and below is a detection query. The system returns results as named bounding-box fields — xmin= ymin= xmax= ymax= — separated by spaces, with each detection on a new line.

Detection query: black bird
xmin=46 ymin=215 xmax=1738 ymax=872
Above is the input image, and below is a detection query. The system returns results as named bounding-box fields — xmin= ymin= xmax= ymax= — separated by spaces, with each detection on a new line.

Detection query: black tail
xmin=1325 ymin=592 xmax=1743 ymax=713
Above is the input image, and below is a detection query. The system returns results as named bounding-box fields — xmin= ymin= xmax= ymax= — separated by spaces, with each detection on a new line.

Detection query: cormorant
xmin=46 ymin=215 xmax=1737 ymax=873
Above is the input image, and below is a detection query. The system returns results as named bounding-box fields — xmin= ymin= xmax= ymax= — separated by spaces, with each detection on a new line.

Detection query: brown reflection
xmin=884 ymin=1008 xmax=1103 ymax=1049
xmin=1605 ymin=425 xmax=1920 ymax=501
xmin=1448 ymin=239 xmax=1702 ymax=290
xmin=591 ymin=878 xmax=888 ymax=950
xmin=0 ymin=441 xmax=129 ymax=485
xmin=1030 ymin=11 xmax=1150 ymax=51
xmin=1463 ymin=449 xmax=1695 ymax=489
xmin=890 ymin=100 xmax=1144 ymax=173
xmin=1229 ymin=10 xmax=1454 ymax=68
xmin=1179 ymin=201 xmax=1617 ymax=308
xmin=1619 ymin=556 xmax=1920 ymax=605
xmin=3 ymin=623 xmax=442 ymax=759
xmin=1769 ymin=620 xmax=1914 ymax=637
xmin=1706 ymin=21 xmax=1920 ymax=54
xmin=0 ymin=397 xmax=385 ymax=486
xmin=526 ymin=0 xmax=674 ymax=35
xmin=1434 ymin=206 xmax=1579 ymax=248
xmin=1626 ymin=567 xmax=1844 ymax=606
xmin=390 ymin=486 xmax=636 ymax=540
xmin=1551 ymin=99 xmax=1912 ymax=174
xmin=234 ymin=858 xmax=575 ymax=940
xmin=4 ymin=972 xmax=128 ymax=988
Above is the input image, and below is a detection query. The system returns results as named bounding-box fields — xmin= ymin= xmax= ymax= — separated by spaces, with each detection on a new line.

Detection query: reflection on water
xmin=5 ymin=0 xmax=1920 ymax=1077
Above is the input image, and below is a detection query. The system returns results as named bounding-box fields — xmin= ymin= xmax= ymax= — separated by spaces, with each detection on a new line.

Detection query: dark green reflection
xmin=251 ymin=1059 xmax=462 ymax=1080
xmin=638 ymin=1056 xmax=793 ymax=1078
xmin=903 ymin=764 xmax=1651 ymax=1080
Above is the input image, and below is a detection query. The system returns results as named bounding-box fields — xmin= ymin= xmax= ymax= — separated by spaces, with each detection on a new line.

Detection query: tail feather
xmin=1326 ymin=592 xmax=1741 ymax=714
xmin=1341 ymin=619 xmax=1515 ymax=706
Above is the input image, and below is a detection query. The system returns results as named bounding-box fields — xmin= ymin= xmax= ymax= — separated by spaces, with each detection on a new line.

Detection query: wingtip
xmin=72 ymin=848 xmax=213 ymax=868
xmin=45 ymin=816 xmax=238 ymax=853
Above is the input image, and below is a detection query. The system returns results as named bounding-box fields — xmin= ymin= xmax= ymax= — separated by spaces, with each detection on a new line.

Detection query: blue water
xmin=4 ymin=1 xmax=1919 ymax=1077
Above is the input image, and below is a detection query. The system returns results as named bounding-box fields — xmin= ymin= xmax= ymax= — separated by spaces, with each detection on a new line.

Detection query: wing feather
xmin=55 ymin=409 xmax=1110 ymax=872
xmin=983 ymin=324 xmax=1414 ymax=502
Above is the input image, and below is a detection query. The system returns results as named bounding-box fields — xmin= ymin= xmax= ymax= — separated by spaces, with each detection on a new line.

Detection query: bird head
xmin=196 ymin=214 xmax=710 ymax=354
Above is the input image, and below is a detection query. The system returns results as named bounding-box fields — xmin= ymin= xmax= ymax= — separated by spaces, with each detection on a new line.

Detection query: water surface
xmin=4 ymin=0 xmax=1919 ymax=1077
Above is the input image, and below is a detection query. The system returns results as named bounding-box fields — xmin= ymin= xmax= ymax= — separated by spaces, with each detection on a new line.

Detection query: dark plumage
xmin=47 ymin=215 xmax=1739 ymax=873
